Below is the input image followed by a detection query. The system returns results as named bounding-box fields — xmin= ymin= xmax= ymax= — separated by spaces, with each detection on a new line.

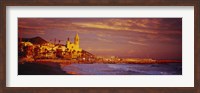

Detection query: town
xmin=18 ymin=33 xmax=169 ymax=64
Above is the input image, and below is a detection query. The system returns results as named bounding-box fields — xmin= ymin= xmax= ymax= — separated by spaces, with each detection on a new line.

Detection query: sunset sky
xmin=18 ymin=18 xmax=182 ymax=59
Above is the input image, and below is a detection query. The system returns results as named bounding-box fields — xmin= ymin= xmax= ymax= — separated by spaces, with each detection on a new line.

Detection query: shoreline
xmin=18 ymin=61 xmax=182 ymax=75
xmin=19 ymin=58 xmax=182 ymax=64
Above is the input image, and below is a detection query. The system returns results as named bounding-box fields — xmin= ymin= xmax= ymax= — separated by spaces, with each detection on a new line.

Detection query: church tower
xmin=65 ymin=33 xmax=82 ymax=58
xmin=74 ymin=33 xmax=79 ymax=48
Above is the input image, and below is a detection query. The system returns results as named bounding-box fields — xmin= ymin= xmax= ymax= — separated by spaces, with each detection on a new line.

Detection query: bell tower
xmin=74 ymin=33 xmax=79 ymax=48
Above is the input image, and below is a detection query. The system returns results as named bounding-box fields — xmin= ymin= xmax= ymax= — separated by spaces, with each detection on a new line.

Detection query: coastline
xmin=18 ymin=60 xmax=182 ymax=75
xmin=22 ymin=58 xmax=182 ymax=64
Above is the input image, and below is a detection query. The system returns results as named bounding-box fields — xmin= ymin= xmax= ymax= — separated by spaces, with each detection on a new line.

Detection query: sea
xmin=62 ymin=63 xmax=182 ymax=75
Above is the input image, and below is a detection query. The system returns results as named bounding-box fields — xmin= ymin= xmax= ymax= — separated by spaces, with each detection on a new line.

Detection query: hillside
xmin=20 ymin=36 xmax=48 ymax=44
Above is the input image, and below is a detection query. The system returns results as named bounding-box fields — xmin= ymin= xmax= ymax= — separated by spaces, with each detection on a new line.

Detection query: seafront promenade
xmin=19 ymin=57 xmax=181 ymax=64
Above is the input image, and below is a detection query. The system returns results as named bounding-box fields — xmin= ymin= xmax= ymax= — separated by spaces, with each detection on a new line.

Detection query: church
xmin=66 ymin=33 xmax=82 ymax=58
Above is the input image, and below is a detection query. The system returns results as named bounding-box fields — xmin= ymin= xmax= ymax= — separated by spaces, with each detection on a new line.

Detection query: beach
xmin=18 ymin=61 xmax=182 ymax=75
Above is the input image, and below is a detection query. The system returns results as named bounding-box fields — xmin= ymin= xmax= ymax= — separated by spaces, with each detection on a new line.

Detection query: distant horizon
xmin=18 ymin=18 xmax=182 ymax=60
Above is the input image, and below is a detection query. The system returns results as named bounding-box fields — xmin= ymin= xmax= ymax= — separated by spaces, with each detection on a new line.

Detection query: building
xmin=19 ymin=33 xmax=85 ymax=60
xmin=66 ymin=33 xmax=82 ymax=58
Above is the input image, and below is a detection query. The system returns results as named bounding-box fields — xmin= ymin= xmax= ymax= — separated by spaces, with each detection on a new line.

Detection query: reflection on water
xmin=62 ymin=63 xmax=182 ymax=75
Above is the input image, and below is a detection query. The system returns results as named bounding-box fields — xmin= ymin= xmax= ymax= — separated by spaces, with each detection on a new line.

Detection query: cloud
xmin=18 ymin=26 xmax=46 ymax=35
xmin=72 ymin=21 xmax=160 ymax=34
xmin=18 ymin=18 xmax=182 ymax=44
xmin=128 ymin=41 xmax=147 ymax=46
xmin=18 ymin=18 xmax=181 ymax=36
xmin=97 ymin=37 xmax=113 ymax=43
xmin=72 ymin=22 xmax=131 ymax=31
xmin=19 ymin=30 xmax=45 ymax=35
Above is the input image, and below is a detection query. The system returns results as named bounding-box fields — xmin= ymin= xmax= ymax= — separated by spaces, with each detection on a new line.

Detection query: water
xmin=62 ymin=63 xmax=182 ymax=75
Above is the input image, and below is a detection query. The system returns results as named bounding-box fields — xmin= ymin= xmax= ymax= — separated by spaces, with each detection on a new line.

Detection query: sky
xmin=18 ymin=18 xmax=182 ymax=59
